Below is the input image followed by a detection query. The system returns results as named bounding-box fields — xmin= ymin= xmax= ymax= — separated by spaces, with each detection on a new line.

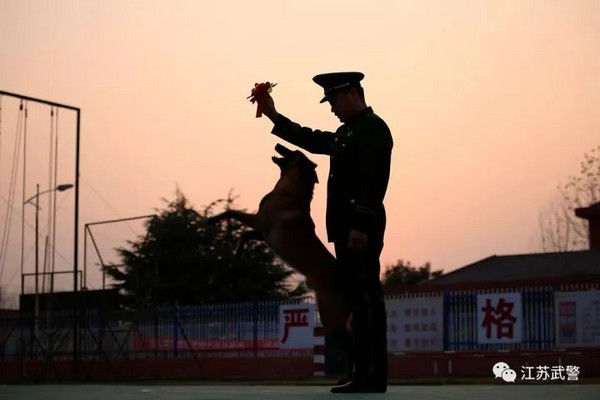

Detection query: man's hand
xmin=348 ymin=229 xmax=368 ymax=251
xmin=261 ymin=92 xmax=279 ymax=123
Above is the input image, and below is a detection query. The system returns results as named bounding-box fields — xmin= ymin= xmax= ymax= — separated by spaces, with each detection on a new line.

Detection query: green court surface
xmin=1 ymin=384 xmax=599 ymax=400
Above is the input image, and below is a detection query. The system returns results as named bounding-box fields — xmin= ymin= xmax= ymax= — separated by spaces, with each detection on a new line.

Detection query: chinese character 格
xmin=481 ymin=297 xmax=517 ymax=339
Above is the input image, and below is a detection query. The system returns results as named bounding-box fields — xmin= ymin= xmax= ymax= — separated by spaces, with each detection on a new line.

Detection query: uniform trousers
xmin=334 ymin=239 xmax=388 ymax=385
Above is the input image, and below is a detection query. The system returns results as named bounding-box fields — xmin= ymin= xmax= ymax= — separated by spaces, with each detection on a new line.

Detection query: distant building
xmin=575 ymin=201 xmax=600 ymax=250
xmin=420 ymin=201 xmax=600 ymax=289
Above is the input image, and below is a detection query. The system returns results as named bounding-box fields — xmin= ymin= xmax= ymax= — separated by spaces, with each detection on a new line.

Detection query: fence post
xmin=313 ymin=319 xmax=325 ymax=377
xmin=252 ymin=301 xmax=258 ymax=357
xmin=443 ymin=290 xmax=450 ymax=351
xmin=173 ymin=305 xmax=179 ymax=359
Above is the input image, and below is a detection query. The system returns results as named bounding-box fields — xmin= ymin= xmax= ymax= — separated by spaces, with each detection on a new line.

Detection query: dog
xmin=207 ymin=144 xmax=353 ymax=368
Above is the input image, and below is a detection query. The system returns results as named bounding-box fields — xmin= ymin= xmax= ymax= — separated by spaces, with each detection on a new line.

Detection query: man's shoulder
xmin=353 ymin=112 xmax=392 ymax=146
xmin=369 ymin=108 xmax=391 ymax=124
xmin=353 ymin=110 xmax=389 ymax=130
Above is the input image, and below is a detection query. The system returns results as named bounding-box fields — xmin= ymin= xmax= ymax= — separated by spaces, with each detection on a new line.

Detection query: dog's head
xmin=272 ymin=144 xmax=319 ymax=184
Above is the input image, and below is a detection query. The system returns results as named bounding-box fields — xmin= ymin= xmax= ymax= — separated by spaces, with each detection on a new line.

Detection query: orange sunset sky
xmin=0 ymin=0 xmax=599 ymax=301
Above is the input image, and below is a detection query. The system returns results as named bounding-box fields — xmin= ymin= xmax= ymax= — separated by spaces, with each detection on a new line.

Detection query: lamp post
xmin=24 ymin=183 xmax=73 ymax=335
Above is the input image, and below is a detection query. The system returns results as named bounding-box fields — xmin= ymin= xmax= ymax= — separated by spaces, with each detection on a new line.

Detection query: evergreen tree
xmin=105 ymin=190 xmax=308 ymax=308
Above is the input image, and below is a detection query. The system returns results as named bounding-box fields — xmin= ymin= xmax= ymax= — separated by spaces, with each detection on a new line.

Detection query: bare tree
xmin=540 ymin=145 xmax=600 ymax=251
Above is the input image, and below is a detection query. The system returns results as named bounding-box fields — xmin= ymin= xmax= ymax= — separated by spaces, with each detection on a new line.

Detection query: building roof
xmin=423 ymin=250 xmax=600 ymax=287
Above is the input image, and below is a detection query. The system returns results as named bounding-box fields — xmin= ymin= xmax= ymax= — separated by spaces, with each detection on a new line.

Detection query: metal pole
xmin=0 ymin=90 xmax=79 ymax=111
xmin=83 ymin=226 xmax=88 ymax=290
xmin=34 ymin=184 xmax=40 ymax=343
xmin=51 ymin=108 xmax=59 ymax=294
xmin=73 ymin=109 xmax=80 ymax=380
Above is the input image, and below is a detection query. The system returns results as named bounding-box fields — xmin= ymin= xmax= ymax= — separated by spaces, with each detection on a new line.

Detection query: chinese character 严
xmin=280 ymin=308 xmax=309 ymax=344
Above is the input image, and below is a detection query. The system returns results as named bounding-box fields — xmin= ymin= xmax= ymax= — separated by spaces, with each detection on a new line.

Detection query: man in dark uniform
xmin=259 ymin=72 xmax=393 ymax=393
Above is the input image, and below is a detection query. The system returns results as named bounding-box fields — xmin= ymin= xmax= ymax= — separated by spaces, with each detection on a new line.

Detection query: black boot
xmin=334 ymin=376 xmax=352 ymax=386
xmin=333 ymin=358 xmax=352 ymax=386
xmin=331 ymin=352 xmax=386 ymax=394
xmin=331 ymin=300 xmax=388 ymax=393
xmin=330 ymin=379 xmax=387 ymax=393
xmin=331 ymin=330 xmax=355 ymax=386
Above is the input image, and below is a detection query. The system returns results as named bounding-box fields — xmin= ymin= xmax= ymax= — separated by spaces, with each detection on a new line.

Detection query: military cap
xmin=312 ymin=71 xmax=365 ymax=103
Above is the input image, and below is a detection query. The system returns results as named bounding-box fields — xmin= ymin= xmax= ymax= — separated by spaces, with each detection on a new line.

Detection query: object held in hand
xmin=248 ymin=82 xmax=277 ymax=118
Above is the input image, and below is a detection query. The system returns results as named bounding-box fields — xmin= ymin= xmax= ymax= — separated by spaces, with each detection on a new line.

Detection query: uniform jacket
xmin=271 ymin=107 xmax=393 ymax=243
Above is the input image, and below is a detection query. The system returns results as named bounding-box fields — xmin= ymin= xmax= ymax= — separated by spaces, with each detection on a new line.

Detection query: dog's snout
xmin=275 ymin=143 xmax=294 ymax=157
